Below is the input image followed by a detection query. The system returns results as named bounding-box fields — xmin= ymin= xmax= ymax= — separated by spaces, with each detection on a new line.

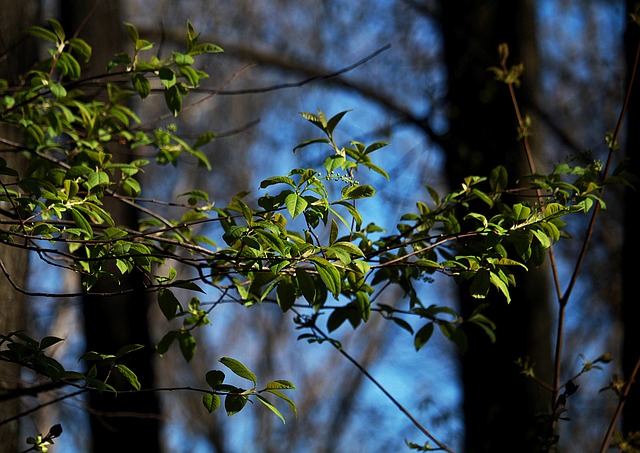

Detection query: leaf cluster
xmin=1 ymin=19 xmax=633 ymax=446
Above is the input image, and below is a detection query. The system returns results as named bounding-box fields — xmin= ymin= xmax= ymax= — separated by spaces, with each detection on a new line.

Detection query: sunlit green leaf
xmin=202 ymin=393 xmax=221 ymax=413
xmin=341 ymin=184 xmax=375 ymax=200
xmin=219 ymin=357 xmax=257 ymax=385
xmin=265 ymin=380 xmax=296 ymax=390
xmin=285 ymin=193 xmax=307 ymax=219
xmin=309 ymin=256 xmax=341 ymax=298
xmin=256 ymin=395 xmax=286 ymax=424
xmin=262 ymin=388 xmax=297 ymax=416
xmin=132 ymin=73 xmax=151 ymax=99
xmin=115 ymin=364 xmax=141 ymax=390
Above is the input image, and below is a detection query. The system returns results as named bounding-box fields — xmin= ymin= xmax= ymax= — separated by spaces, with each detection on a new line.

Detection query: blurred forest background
xmin=2 ymin=0 xmax=637 ymax=452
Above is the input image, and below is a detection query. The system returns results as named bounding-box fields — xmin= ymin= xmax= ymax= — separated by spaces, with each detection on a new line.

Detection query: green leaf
xmin=49 ymin=82 xmax=67 ymax=99
xmin=159 ymin=67 xmax=176 ymax=88
xmin=179 ymin=331 xmax=196 ymax=362
xmin=202 ymin=393 xmax=221 ymax=413
xmin=332 ymin=201 xmax=363 ymax=230
xmin=262 ymin=388 xmax=297 ymax=416
xmin=331 ymin=241 xmax=365 ymax=257
xmin=219 ymin=357 xmax=257 ymax=385
xmin=513 ymin=203 xmax=531 ymax=222
xmin=296 ymin=267 xmax=317 ymax=305
xmin=438 ymin=322 xmax=468 ymax=353
xmin=193 ymin=131 xmax=216 ymax=149
xmin=188 ymin=42 xmax=224 ymax=55
xmin=543 ymin=202 xmax=569 ymax=218
xmin=0 ymin=160 xmax=18 ymax=177
xmin=63 ymin=179 xmax=79 ymax=201
xmin=471 ymin=188 xmax=494 ymax=207
xmin=39 ymin=336 xmax=64 ymax=350
xmin=415 ymin=259 xmax=441 ymax=269
xmin=328 ymin=247 xmax=352 ymax=265
xmin=225 ymin=393 xmax=248 ymax=416
xmin=231 ymin=196 xmax=254 ymax=224
xmin=468 ymin=313 xmax=497 ymax=343
xmin=489 ymin=271 xmax=511 ymax=303
xmin=187 ymin=20 xmax=198 ymax=44
xmin=341 ymin=184 xmax=375 ymax=200
xmin=174 ymin=280 xmax=206 ymax=293
xmin=300 ymin=110 xmax=327 ymax=130
xmin=309 ymin=256 xmax=341 ymax=298
xmin=324 ymin=155 xmax=346 ymax=173
xmin=490 ymin=165 xmax=508 ymax=193
xmin=256 ymin=394 xmax=286 ymax=424
xmin=115 ymin=364 xmax=141 ymax=390
xmin=85 ymin=170 xmax=110 ymax=192
xmin=164 ymin=85 xmax=182 ymax=116
xmin=355 ymin=292 xmax=371 ymax=323
xmin=122 ymin=177 xmax=141 ymax=197
xmin=178 ymin=190 xmax=210 ymax=204
xmin=123 ymin=22 xmax=140 ymax=44
xmin=492 ymin=257 xmax=528 ymax=270
xmin=83 ymin=202 xmax=115 ymax=226
xmin=293 ymin=137 xmax=330 ymax=152
xmin=155 ymin=331 xmax=178 ymax=356
xmin=172 ymin=51 xmax=195 ymax=66
xmin=327 ymin=307 xmax=350 ymax=332
xmin=326 ymin=110 xmax=351 ymax=134
xmin=115 ymin=344 xmax=144 ymax=359
xmin=470 ymin=268 xmax=490 ymax=299
xmin=414 ymin=322 xmax=434 ymax=351
xmin=132 ymin=74 xmax=151 ymax=99
xmin=284 ymin=193 xmax=308 ymax=219
xmin=81 ymin=351 xmax=115 ymax=361
xmin=158 ymin=289 xmax=181 ymax=321
xmin=260 ymin=176 xmax=296 ymax=189
xmin=329 ymin=218 xmax=339 ymax=244
xmin=276 ymin=276 xmax=296 ymax=312
xmin=363 ymin=161 xmax=390 ymax=180
xmin=205 ymin=370 xmax=225 ymax=388
xmin=57 ymin=52 xmax=81 ymax=80
xmin=70 ymin=207 xmax=93 ymax=237
xmin=27 ymin=25 xmax=59 ymax=43
xmin=390 ymin=317 xmax=414 ymax=334
xmin=265 ymin=380 xmax=296 ymax=390
xmin=68 ymin=37 xmax=92 ymax=62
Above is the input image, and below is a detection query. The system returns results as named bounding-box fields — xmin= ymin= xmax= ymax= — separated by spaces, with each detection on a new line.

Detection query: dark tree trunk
xmin=622 ymin=0 xmax=640 ymax=438
xmin=0 ymin=1 xmax=40 ymax=450
xmin=59 ymin=2 xmax=162 ymax=451
xmin=440 ymin=1 xmax=553 ymax=451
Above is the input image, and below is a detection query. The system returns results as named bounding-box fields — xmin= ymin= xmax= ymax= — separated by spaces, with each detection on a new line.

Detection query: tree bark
xmin=59 ymin=1 xmax=162 ymax=451
xmin=0 ymin=1 xmax=40 ymax=450
xmin=622 ymin=0 xmax=640 ymax=438
xmin=440 ymin=1 xmax=553 ymax=451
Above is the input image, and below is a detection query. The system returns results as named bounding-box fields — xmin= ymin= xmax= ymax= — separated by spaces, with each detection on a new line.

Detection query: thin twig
xmin=195 ymin=44 xmax=392 ymax=96
xmin=599 ymin=354 xmax=640 ymax=453
xmin=298 ymin=311 xmax=455 ymax=452
xmin=0 ymin=389 xmax=87 ymax=428
xmin=596 ymin=37 xmax=640 ymax=449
